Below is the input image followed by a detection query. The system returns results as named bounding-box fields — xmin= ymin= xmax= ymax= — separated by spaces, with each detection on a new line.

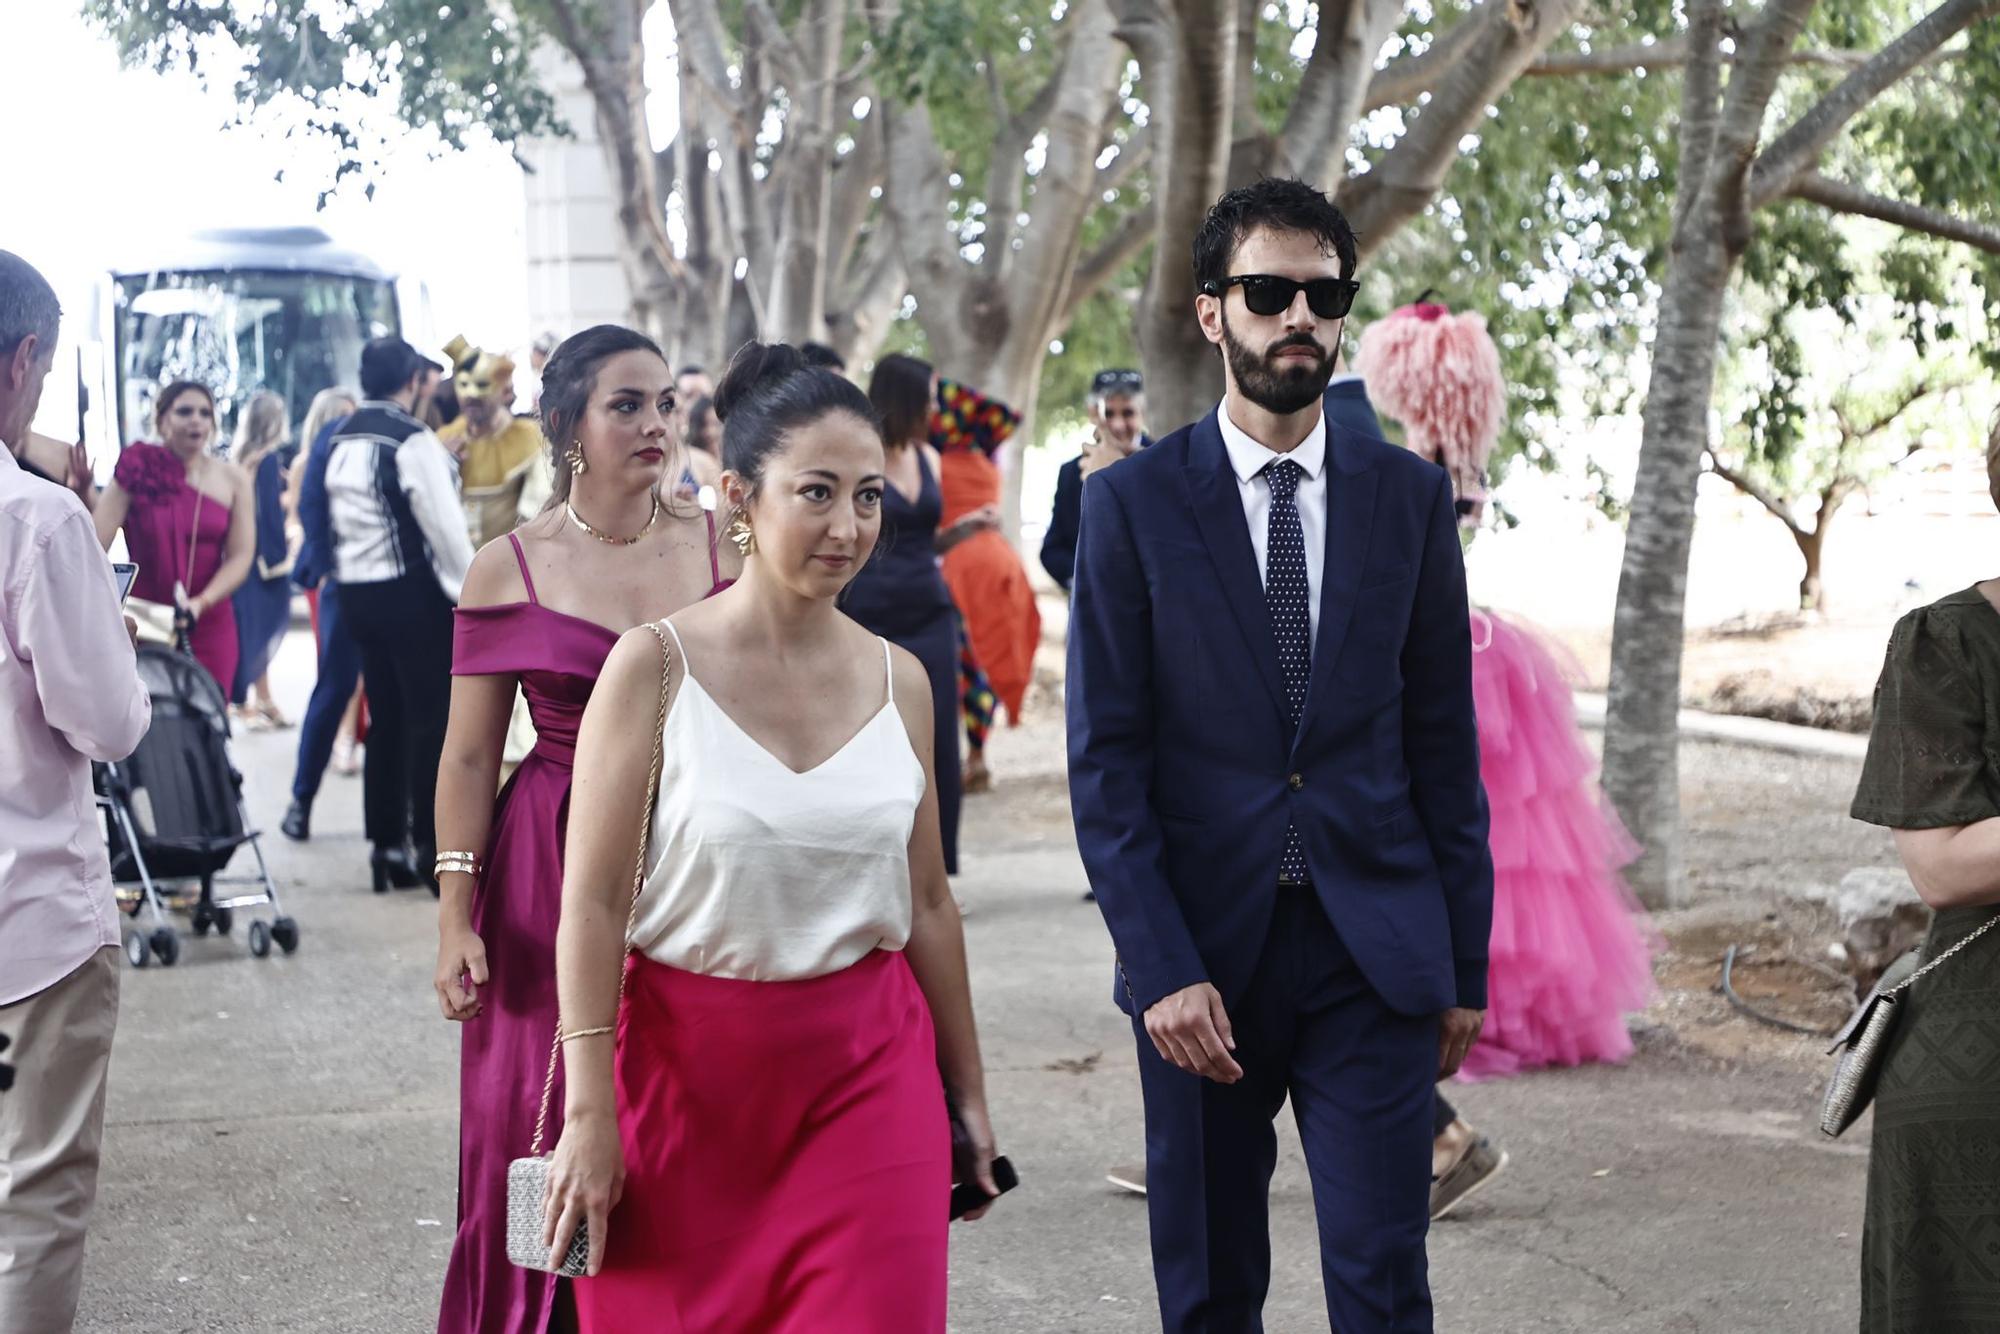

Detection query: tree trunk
xmin=1113 ymin=0 xmax=1238 ymax=436
xmin=1794 ymin=524 xmax=1826 ymax=613
xmin=1602 ymin=227 xmax=1734 ymax=910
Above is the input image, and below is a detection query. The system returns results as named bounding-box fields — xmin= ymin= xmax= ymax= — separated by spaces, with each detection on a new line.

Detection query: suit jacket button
xmin=1288 ymin=773 xmax=1304 ymax=791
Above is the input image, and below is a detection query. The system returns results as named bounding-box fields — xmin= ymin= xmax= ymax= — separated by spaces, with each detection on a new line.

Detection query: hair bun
xmin=714 ymin=341 xmax=808 ymax=424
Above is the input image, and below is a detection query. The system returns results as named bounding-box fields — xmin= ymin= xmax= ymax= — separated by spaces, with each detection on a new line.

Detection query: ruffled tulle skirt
xmin=1457 ymin=610 xmax=1659 ymax=1081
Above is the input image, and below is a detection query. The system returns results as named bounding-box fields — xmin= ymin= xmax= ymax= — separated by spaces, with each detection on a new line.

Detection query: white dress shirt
xmin=1216 ymin=398 xmax=1328 ymax=648
xmin=0 ymin=447 xmax=152 ymax=1004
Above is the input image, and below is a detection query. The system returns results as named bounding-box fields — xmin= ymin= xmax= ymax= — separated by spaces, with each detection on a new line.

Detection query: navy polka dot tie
xmin=1264 ymin=458 xmax=1311 ymax=885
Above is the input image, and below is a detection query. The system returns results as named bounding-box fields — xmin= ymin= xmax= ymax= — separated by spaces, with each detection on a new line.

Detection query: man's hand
xmin=1438 ymin=1007 xmax=1485 ymax=1079
xmin=1143 ymin=983 xmax=1243 ymax=1084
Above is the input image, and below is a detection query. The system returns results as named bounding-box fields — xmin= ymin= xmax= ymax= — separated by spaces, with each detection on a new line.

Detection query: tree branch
xmin=1703 ymin=0 xmax=1820 ymax=252
xmin=1705 ymin=450 xmax=1806 ymax=537
xmin=980 ymin=10 xmax=1087 ymax=272
xmin=1522 ymin=38 xmax=1887 ymax=78
xmin=1277 ymin=0 xmax=1405 ymax=181
xmin=1098 ymin=122 xmax=1152 ymax=193
xmin=1780 ymin=172 xmax=2000 ymax=255
xmin=1751 ymin=0 xmax=2000 ymax=208
xmin=1062 ymin=200 xmax=1159 ymax=324
xmin=1340 ymin=0 xmax=1588 ymax=251
xmin=1672 ymin=0 xmax=1726 ymax=234
xmin=1361 ymin=6 xmax=1492 ymax=111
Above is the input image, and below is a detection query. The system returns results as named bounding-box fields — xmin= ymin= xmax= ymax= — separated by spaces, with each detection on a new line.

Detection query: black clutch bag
xmin=947 ymin=1092 xmax=1018 ymax=1219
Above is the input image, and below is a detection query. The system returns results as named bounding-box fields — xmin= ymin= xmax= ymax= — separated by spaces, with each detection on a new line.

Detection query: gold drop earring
xmin=726 ymin=512 xmax=756 ymax=556
xmin=565 ymin=440 xmax=588 ymax=475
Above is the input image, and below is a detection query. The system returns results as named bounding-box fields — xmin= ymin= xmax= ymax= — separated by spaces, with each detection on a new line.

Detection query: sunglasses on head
xmin=1092 ymin=369 xmax=1143 ymax=395
xmin=1204 ymin=275 xmax=1360 ymax=320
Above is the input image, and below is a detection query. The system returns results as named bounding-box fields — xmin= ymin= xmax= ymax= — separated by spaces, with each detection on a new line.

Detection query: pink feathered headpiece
xmin=1354 ymin=301 xmax=1505 ymax=514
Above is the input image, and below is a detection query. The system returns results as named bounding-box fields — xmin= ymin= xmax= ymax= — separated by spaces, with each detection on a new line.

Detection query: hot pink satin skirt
xmin=573 ymin=949 xmax=950 ymax=1333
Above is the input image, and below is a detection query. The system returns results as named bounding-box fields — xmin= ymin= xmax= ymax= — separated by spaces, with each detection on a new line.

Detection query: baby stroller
xmin=96 ymin=640 xmax=300 ymax=967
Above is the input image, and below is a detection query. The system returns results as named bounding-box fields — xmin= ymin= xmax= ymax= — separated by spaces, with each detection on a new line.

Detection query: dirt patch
xmin=1550 ymin=612 xmax=1892 ymax=733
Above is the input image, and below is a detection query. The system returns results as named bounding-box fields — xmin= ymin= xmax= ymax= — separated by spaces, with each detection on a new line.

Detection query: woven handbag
xmin=506 ymin=621 xmax=674 ymax=1273
xmin=1820 ymin=912 xmax=1999 ymax=1138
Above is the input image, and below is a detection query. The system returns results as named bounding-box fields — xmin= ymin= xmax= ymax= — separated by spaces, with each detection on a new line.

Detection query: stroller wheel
xmin=213 ymin=907 xmax=234 ymax=936
xmin=125 ymin=932 xmax=150 ymax=968
xmin=270 ymin=917 xmax=300 ymax=955
xmin=150 ymin=928 xmax=180 ymax=968
xmin=191 ymin=906 xmax=212 ymax=937
xmin=248 ymin=920 xmax=273 ymax=958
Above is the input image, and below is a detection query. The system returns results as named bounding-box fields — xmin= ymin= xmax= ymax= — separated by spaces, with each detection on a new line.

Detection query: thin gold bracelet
xmin=560 ymin=1025 xmax=616 ymax=1043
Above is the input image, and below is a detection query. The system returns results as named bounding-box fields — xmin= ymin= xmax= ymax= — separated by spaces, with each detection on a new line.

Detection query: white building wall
xmin=520 ymin=45 xmax=634 ymax=343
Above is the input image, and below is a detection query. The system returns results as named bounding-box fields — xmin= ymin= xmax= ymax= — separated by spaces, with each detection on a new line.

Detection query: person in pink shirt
xmin=0 ymin=250 xmax=152 ymax=1334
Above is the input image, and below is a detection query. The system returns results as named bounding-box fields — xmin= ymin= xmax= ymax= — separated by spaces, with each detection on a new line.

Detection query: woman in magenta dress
xmin=430 ymin=327 xmax=739 ymax=1334
xmin=542 ymin=343 xmax=1002 ymax=1331
xmin=93 ymin=381 xmax=255 ymax=693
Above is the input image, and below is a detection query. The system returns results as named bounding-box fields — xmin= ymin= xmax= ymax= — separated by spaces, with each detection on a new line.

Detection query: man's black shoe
xmin=280 ymin=800 xmax=310 ymax=842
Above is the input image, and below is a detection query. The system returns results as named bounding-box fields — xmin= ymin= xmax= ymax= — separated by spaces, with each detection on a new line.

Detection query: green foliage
xmin=1354 ymin=0 xmax=1684 ymax=495
xmin=83 ymin=0 xmax=564 ymax=201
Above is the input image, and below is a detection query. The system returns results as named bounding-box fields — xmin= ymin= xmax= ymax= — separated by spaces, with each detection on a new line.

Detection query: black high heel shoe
xmin=370 ymin=845 xmax=423 ymax=893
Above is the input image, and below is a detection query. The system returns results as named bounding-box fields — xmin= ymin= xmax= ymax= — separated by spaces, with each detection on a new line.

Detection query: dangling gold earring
xmin=566 ymin=440 xmax=588 ymax=476
xmin=726 ymin=512 xmax=756 ymax=557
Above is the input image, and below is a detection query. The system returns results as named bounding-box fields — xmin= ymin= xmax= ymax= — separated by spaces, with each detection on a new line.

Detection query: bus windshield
xmin=114 ymin=269 xmax=399 ymax=443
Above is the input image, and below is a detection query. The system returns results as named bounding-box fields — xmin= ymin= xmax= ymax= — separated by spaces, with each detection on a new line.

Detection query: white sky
xmin=0 ymin=6 xmax=535 ymax=370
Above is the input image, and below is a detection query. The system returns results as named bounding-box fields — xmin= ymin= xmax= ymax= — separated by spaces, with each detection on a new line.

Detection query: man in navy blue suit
xmin=1067 ymin=178 xmax=1492 ymax=1331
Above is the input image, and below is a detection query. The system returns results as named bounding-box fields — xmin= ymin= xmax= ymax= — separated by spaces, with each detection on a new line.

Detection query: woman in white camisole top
xmin=542 ymin=343 xmax=1002 ymax=1332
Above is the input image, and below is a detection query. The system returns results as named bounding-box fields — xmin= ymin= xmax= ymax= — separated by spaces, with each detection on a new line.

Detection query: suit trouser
xmin=338 ymin=574 xmax=454 ymax=853
xmin=291 ymin=583 xmax=365 ymax=807
xmin=1136 ymin=890 xmax=1439 ymax=1333
xmin=0 ymin=947 xmax=120 ymax=1334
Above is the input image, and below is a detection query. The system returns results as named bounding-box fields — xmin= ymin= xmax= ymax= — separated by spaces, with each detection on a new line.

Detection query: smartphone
xmin=112 ymin=562 xmax=138 ymax=604
xmin=949 ymin=1154 xmax=1019 ymax=1220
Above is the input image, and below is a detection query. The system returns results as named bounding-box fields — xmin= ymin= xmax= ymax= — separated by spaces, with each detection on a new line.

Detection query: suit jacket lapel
xmin=1300 ymin=427 xmax=1378 ymax=742
xmin=1182 ymin=413 xmax=1288 ymax=725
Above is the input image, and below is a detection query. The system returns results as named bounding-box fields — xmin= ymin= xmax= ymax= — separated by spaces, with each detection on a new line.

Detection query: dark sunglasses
xmin=1204 ymin=275 xmax=1360 ymax=320
xmin=1091 ymin=369 xmax=1144 ymax=395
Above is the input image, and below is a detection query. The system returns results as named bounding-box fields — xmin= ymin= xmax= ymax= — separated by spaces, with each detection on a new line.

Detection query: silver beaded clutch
xmin=506 ymin=1154 xmax=590 ymax=1276
xmin=1819 ymin=989 xmax=1899 ymax=1138
xmin=1820 ymin=914 xmax=1999 ymax=1138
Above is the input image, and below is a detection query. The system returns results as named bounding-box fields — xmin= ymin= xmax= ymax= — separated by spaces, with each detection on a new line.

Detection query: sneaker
xmin=1429 ymin=1137 xmax=1507 ymax=1221
xmin=1105 ymin=1164 xmax=1147 ymax=1196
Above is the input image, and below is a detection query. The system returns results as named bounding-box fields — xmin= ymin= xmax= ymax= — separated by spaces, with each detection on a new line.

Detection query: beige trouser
xmin=0 ymin=947 xmax=120 ymax=1334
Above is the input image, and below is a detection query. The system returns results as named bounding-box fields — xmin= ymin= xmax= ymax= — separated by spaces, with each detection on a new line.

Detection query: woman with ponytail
xmin=432 ymin=326 xmax=739 ymax=1334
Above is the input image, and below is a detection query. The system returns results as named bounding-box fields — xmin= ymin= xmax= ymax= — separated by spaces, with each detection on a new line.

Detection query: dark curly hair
xmin=1192 ymin=177 xmax=1358 ymax=295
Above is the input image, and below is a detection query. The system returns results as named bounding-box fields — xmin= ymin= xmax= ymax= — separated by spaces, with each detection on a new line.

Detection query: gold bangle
xmin=560 ymin=1025 xmax=616 ymax=1043
xmin=434 ymin=851 xmax=482 ymax=878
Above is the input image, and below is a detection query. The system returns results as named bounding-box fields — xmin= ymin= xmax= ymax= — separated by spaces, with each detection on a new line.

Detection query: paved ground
xmin=74 ymin=630 xmax=1886 ymax=1333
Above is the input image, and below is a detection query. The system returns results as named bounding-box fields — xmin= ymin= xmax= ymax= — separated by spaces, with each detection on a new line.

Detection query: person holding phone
xmin=542 ymin=343 xmax=1001 ymax=1331
xmin=1040 ymin=369 xmax=1152 ymax=594
xmin=0 ymin=249 xmax=152 ymax=1334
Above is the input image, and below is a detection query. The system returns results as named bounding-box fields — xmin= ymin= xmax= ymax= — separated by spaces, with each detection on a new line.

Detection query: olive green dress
xmin=1851 ymin=585 xmax=2000 ymax=1334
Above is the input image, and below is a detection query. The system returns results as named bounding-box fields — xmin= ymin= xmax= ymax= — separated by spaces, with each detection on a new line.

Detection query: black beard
xmin=1221 ymin=313 xmax=1335 ymax=416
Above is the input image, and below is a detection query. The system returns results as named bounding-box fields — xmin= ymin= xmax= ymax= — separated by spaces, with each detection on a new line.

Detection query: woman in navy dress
xmin=840 ymin=355 xmax=991 ymax=874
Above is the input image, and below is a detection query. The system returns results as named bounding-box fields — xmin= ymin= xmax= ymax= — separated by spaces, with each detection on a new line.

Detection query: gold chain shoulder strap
xmin=528 ymin=619 xmax=675 ymax=1157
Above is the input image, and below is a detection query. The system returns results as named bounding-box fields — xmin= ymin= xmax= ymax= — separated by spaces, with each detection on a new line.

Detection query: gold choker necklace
xmin=565 ymin=494 xmax=660 ymax=545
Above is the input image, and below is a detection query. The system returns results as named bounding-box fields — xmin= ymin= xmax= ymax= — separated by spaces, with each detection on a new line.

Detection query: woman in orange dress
xmin=931 ymin=379 xmax=1039 ymax=791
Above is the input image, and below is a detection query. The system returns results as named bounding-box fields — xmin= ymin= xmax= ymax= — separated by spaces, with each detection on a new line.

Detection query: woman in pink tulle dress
xmin=1357 ymin=300 xmax=1658 ymax=1214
